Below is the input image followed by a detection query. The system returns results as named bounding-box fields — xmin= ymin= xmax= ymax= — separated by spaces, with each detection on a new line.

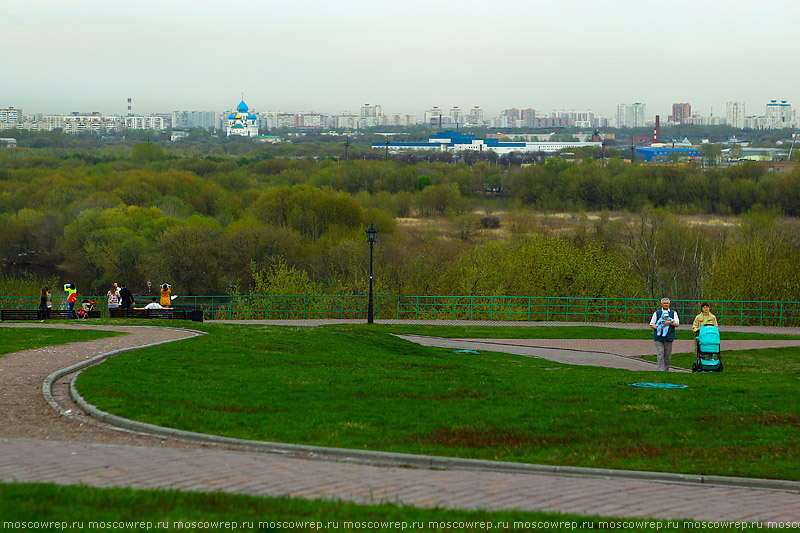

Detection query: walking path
xmin=2 ymin=321 xmax=800 ymax=525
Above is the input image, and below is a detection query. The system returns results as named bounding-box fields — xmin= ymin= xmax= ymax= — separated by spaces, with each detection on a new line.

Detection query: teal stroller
xmin=692 ymin=325 xmax=722 ymax=372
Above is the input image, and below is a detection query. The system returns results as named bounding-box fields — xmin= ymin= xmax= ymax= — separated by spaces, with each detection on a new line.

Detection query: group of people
xmin=38 ymin=284 xmax=91 ymax=318
xmin=107 ymin=283 xmax=174 ymax=310
xmin=36 ymin=282 xmax=175 ymax=317
xmin=649 ymin=298 xmax=718 ymax=371
xmin=106 ymin=283 xmax=136 ymax=310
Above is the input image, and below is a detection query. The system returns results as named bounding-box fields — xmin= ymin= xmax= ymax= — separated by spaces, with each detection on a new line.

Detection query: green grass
xmin=0 ymin=481 xmax=733 ymax=532
xmin=0 ymin=327 xmax=123 ymax=357
xmin=76 ymin=324 xmax=800 ymax=480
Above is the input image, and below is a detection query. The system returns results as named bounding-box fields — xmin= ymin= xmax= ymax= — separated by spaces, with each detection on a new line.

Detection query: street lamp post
xmin=366 ymin=223 xmax=378 ymax=324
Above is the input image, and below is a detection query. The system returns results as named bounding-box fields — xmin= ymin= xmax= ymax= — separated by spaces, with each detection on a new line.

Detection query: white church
xmin=226 ymin=98 xmax=259 ymax=137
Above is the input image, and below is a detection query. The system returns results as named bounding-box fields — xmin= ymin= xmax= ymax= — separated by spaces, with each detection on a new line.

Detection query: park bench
xmin=109 ymin=308 xmax=203 ymax=322
xmin=1 ymin=309 xmax=76 ymax=321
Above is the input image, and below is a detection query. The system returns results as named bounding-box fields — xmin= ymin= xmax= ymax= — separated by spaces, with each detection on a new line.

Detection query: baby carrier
xmin=692 ymin=324 xmax=722 ymax=372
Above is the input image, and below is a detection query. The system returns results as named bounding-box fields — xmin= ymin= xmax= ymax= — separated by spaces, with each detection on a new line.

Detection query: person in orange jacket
xmin=159 ymin=283 xmax=172 ymax=307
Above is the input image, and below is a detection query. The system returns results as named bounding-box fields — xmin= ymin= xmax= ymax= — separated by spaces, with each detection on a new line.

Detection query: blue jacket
xmin=653 ymin=309 xmax=676 ymax=342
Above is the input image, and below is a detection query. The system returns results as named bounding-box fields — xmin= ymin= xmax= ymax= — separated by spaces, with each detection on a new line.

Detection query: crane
xmin=788 ymin=130 xmax=800 ymax=161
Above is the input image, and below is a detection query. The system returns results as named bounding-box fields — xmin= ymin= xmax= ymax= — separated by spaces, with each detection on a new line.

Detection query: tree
xmin=153 ymin=216 xmax=223 ymax=295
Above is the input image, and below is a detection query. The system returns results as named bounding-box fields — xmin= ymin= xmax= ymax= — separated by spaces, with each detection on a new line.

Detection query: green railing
xmin=4 ymin=295 xmax=800 ymax=327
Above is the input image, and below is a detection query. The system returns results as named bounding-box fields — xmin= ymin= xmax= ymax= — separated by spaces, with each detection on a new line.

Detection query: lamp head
xmin=366 ymin=223 xmax=378 ymax=243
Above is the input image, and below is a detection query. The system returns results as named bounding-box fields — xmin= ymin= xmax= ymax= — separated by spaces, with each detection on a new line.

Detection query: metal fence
xmin=3 ymin=295 xmax=800 ymax=326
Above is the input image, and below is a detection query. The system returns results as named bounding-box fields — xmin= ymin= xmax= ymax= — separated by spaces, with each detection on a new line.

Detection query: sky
xmin=2 ymin=0 xmax=800 ymax=119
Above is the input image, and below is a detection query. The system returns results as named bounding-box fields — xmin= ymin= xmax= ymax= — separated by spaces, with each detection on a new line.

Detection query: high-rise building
xmin=360 ymin=104 xmax=383 ymax=127
xmin=124 ymin=115 xmax=165 ymax=131
xmin=449 ymin=106 xmax=462 ymax=125
xmin=173 ymin=111 xmax=217 ymax=130
xmin=467 ymin=106 xmax=484 ymax=125
xmin=765 ymin=100 xmax=793 ymax=128
xmin=616 ymin=103 xmax=646 ymax=128
xmin=521 ymin=108 xmax=536 ymax=128
xmin=424 ymin=106 xmax=443 ymax=127
xmin=670 ymin=103 xmax=691 ymax=123
xmin=726 ymin=102 xmax=746 ymax=129
xmin=0 ymin=107 xmax=21 ymax=130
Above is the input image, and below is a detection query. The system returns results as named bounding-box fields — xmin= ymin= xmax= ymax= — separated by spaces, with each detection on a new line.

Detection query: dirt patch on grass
xmin=394 ymin=362 xmax=460 ymax=370
xmin=559 ymin=397 xmax=589 ymax=404
xmin=420 ymin=427 xmax=572 ymax=449
xmin=696 ymin=412 xmax=800 ymax=427
xmin=389 ymin=390 xmax=486 ymax=401
xmin=190 ymin=403 xmax=276 ymax=414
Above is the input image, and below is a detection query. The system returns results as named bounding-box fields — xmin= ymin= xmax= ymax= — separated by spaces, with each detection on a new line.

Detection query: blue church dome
xmin=228 ymin=113 xmax=237 ymax=119
xmin=237 ymin=100 xmax=249 ymax=113
xmin=247 ymin=113 xmax=257 ymax=119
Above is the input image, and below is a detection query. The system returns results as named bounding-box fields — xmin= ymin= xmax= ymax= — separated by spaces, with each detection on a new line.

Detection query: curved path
xmin=2 ymin=321 xmax=800 ymax=524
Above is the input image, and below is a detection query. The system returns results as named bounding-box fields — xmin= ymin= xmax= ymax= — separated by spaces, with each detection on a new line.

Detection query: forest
xmin=2 ymin=135 xmax=800 ymax=304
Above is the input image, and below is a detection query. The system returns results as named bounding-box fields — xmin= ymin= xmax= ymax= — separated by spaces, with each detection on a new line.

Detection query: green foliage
xmin=416 ymin=174 xmax=432 ymax=190
xmin=3 ymin=143 xmax=800 ymax=302
xmin=250 ymin=185 xmax=363 ymax=240
xmin=0 ymin=270 xmax=60 ymax=297
xmin=251 ymin=258 xmax=321 ymax=295
xmin=130 ymin=142 xmax=168 ymax=163
xmin=707 ymin=209 xmax=800 ymax=301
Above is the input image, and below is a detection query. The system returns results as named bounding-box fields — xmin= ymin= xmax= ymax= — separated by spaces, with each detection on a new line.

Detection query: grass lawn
xmin=371 ymin=324 xmax=800 ymax=341
xmin=76 ymin=324 xmax=800 ymax=480
xmin=1 ymin=481 xmax=715 ymax=533
xmin=0 ymin=327 xmax=123 ymax=358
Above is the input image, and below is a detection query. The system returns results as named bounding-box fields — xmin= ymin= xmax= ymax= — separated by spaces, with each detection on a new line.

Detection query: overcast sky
xmin=3 ymin=0 xmax=799 ymax=119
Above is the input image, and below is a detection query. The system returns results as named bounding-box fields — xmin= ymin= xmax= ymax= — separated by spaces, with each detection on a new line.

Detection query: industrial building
xmin=372 ymin=131 xmax=601 ymax=155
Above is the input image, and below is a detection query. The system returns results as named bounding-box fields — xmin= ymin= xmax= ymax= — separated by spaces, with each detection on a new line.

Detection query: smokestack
xmin=654 ymin=115 xmax=661 ymax=143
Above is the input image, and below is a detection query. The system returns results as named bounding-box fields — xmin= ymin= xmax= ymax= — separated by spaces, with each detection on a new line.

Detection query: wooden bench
xmin=1 ymin=309 xmax=76 ymax=321
xmin=109 ymin=308 xmax=202 ymax=321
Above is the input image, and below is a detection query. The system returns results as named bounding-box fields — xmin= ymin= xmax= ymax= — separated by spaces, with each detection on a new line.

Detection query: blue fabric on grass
xmin=629 ymin=383 xmax=689 ymax=389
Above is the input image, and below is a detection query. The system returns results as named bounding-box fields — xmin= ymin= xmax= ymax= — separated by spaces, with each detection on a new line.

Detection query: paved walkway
xmin=2 ymin=321 xmax=800 ymax=524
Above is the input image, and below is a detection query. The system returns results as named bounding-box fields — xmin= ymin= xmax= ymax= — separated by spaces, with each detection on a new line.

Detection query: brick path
xmin=2 ymin=438 xmax=800 ymax=523
xmin=2 ymin=321 xmax=800 ymax=523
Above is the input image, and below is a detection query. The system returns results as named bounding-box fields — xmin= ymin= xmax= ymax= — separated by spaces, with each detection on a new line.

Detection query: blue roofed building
xmin=634 ymin=146 xmax=702 ymax=162
xmin=373 ymin=130 xmax=600 ymax=155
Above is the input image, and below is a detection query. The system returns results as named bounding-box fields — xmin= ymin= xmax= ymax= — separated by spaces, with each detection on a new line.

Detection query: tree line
xmin=2 ymin=143 xmax=800 ymax=303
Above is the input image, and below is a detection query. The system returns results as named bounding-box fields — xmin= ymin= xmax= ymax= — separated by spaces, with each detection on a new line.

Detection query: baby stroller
xmin=692 ymin=324 xmax=723 ymax=372
xmin=76 ymin=298 xmax=94 ymax=319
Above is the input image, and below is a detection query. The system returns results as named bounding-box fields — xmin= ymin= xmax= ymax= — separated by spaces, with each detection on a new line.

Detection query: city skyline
xmin=3 ymin=0 xmax=800 ymax=118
